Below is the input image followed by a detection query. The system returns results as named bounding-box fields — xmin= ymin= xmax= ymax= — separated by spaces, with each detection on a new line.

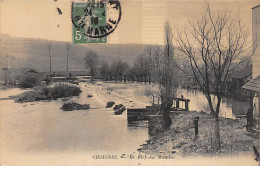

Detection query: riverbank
xmin=139 ymin=111 xmax=260 ymax=158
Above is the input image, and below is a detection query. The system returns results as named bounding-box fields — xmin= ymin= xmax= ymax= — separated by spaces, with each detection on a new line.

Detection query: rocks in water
xmin=106 ymin=101 xmax=115 ymax=108
xmin=113 ymin=104 xmax=126 ymax=115
xmin=61 ymin=102 xmax=90 ymax=111
xmin=113 ymin=104 xmax=123 ymax=110
xmin=87 ymin=94 xmax=93 ymax=98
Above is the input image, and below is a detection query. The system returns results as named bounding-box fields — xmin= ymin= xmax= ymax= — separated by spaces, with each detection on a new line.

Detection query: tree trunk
xmin=213 ymin=114 xmax=221 ymax=150
xmin=161 ymin=98 xmax=172 ymax=128
xmin=213 ymin=96 xmax=221 ymax=150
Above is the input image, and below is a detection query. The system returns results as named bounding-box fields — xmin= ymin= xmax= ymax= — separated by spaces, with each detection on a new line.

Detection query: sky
xmin=1 ymin=0 xmax=259 ymax=44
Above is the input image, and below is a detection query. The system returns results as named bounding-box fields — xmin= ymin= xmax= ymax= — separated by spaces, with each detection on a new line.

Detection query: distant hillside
xmin=0 ymin=34 xmax=153 ymax=72
xmin=0 ymin=34 xmax=186 ymax=72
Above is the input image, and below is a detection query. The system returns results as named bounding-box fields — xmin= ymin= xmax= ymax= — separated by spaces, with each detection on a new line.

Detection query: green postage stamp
xmin=72 ymin=0 xmax=121 ymax=43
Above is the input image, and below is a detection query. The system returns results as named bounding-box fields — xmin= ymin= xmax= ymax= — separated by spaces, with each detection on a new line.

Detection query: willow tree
xmin=174 ymin=4 xmax=257 ymax=150
xmin=157 ymin=22 xmax=179 ymax=128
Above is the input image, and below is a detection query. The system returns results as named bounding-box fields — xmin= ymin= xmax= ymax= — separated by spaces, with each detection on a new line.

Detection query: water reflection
xmin=177 ymin=88 xmax=249 ymax=118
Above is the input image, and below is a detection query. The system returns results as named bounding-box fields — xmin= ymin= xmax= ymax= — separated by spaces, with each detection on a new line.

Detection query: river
xmin=0 ymin=81 xmax=250 ymax=165
xmin=176 ymin=88 xmax=250 ymax=119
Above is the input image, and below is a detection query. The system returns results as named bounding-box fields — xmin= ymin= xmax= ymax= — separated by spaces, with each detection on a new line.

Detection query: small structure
xmin=243 ymin=75 xmax=260 ymax=130
xmin=227 ymin=67 xmax=251 ymax=91
xmin=127 ymin=97 xmax=190 ymax=135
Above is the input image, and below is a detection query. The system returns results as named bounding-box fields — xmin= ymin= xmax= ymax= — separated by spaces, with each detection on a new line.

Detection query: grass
xmin=15 ymin=82 xmax=82 ymax=103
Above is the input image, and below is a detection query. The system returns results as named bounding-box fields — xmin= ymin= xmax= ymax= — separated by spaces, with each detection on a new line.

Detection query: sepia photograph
xmin=0 ymin=0 xmax=260 ymax=166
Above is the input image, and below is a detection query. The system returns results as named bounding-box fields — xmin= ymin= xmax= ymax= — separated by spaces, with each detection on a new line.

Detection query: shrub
xmin=60 ymin=102 xmax=90 ymax=111
xmin=15 ymin=91 xmax=48 ymax=103
xmin=106 ymin=101 xmax=115 ymax=108
xmin=15 ymin=83 xmax=82 ymax=103
xmin=50 ymin=83 xmax=81 ymax=98
xmin=19 ymin=74 xmax=41 ymax=88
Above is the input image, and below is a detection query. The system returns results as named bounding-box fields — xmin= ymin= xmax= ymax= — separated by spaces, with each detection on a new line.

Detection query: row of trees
xmin=85 ymin=45 xmax=181 ymax=85
xmin=85 ymin=49 xmax=153 ymax=83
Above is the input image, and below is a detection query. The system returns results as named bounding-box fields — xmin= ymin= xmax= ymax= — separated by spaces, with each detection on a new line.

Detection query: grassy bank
xmin=15 ymin=83 xmax=81 ymax=103
xmin=139 ymin=111 xmax=259 ymax=157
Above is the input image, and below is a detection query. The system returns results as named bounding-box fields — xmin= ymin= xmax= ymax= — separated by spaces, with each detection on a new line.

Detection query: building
xmin=228 ymin=66 xmax=252 ymax=91
xmin=243 ymin=4 xmax=260 ymax=130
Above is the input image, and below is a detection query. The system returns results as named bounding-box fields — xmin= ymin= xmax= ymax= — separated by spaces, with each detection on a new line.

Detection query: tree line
xmin=85 ymin=45 xmax=180 ymax=84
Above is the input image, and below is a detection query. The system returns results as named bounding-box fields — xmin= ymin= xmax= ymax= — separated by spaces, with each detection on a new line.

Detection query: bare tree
xmin=85 ymin=50 xmax=99 ymax=81
xmin=174 ymin=4 xmax=257 ymax=150
xmin=134 ymin=55 xmax=147 ymax=83
xmin=100 ymin=61 xmax=110 ymax=80
xmin=144 ymin=22 xmax=178 ymax=128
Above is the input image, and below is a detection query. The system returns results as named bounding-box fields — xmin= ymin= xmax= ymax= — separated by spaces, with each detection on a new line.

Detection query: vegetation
xmin=15 ymin=82 xmax=81 ymax=102
xmin=60 ymin=102 xmax=90 ymax=111
xmin=85 ymin=50 xmax=99 ymax=81
xmin=51 ymin=83 xmax=81 ymax=98
xmin=15 ymin=90 xmax=49 ymax=102
xmin=19 ymin=73 xmax=42 ymax=88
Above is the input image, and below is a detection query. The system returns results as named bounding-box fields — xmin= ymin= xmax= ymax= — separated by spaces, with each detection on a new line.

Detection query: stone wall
xmin=148 ymin=115 xmax=164 ymax=136
xmin=127 ymin=108 xmax=149 ymax=122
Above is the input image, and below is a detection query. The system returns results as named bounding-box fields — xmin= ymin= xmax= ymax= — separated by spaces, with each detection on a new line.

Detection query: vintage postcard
xmin=0 ymin=0 xmax=260 ymax=166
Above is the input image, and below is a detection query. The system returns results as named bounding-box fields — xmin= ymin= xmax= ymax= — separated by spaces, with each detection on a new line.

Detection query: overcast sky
xmin=1 ymin=0 xmax=259 ymax=44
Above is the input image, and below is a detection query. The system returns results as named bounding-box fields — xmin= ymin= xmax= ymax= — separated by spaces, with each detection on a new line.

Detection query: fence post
xmin=176 ymin=99 xmax=179 ymax=109
xmin=193 ymin=116 xmax=199 ymax=136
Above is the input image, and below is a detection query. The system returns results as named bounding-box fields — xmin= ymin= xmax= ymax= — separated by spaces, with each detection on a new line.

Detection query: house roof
xmin=242 ymin=75 xmax=260 ymax=92
xmin=252 ymin=4 xmax=260 ymax=9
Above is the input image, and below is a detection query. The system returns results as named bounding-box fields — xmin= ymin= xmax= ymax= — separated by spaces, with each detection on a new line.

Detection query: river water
xmin=0 ymin=81 xmax=250 ymax=165
xmin=176 ymin=88 xmax=250 ymax=119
